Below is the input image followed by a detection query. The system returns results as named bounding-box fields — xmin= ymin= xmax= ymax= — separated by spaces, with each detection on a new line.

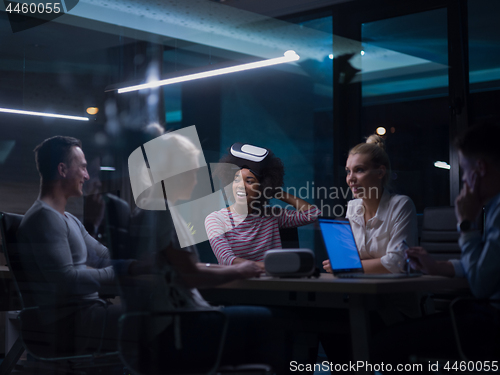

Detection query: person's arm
xmin=322 ymin=259 xmax=332 ymax=273
xmin=205 ymin=212 xmax=239 ymax=265
xmin=460 ymin=228 xmax=500 ymax=298
xmin=406 ymin=247 xmax=455 ymax=277
xmin=458 ymin=194 xmax=500 ymax=298
xmin=361 ymin=258 xmax=391 ymax=274
xmin=277 ymin=191 xmax=315 ymax=212
xmin=163 ymin=245 xmax=262 ymax=289
xmin=205 ymin=215 xmax=265 ymax=270
xmin=379 ymin=198 xmax=418 ymax=273
xmin=275 ymin=192 xmax=320 ymax=229
xmin=230 ymin=257 xmax=265 ymax=271
xmin=454 ymin=176 xmax=500 ymax=298
xmin=322 ymin=258 xmax=390 ymax=274
xmin=76 ymin=215 xmax=134 ymax=279
xmin=20 ymin=209 xmax=110 ymax=295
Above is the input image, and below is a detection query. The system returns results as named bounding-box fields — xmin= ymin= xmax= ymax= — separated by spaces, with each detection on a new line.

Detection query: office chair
xmin=420 ymin=206 xmax=461 ymax=261
xmin=0 ymin=212 xmax=25 ymax=375
xmin=419 ymin=207 xmax=476 ymax=312
xmin=279 ymin=227 xmax=300 ymax=249
xmin=0 ymin=211 xmax=121 ymax=375
xmin=103 ymin=200 xmax=272 ymax=375
xmin=449 ymin=296 xmax=500 ymax=363
xmin=410 ymin=297 xmax=500 ymax=374
xmin=103 ymin=193 xmax=132 ymax=259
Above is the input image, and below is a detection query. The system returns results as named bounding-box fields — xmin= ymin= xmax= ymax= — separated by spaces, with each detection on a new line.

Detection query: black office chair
xmin=279 ymin=227 xmax=300 ymax=249
xmin=0 ymin=212 xmax=25 ymax=375
xmin=449 ymin=297 xmax=500 ymax=363
xmin=420 ymin=206 xmax=461 ymax=261
xmin=103 ymin=193 xmax=132 ymax=259
xmin=0 ymin=211 xmax=121 ymax=375
xmin=410 ymin=297 xmax=500 ymax=374
xmin=103 ymin=201 xmax=272 ymax=375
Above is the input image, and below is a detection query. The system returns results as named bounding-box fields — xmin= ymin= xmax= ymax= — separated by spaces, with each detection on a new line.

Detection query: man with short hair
xmin=372 ymin=124 xmax=500 ymax=366
xmin=407 ymin=123 xmax=500 ymax=301
xmin=17 ymin=136 xmax=132 ymax=352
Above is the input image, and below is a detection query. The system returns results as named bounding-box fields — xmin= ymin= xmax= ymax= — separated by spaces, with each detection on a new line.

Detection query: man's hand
xmin=322 ymin=259 xmax=332 ymax=274
xmin=406 ymin=247 xmax=455 ymax=277
xmin=234 ymin=261 xmax=263 ymax=279
xmin=255 ymin=261 xmax=266 ymax=272
xmin=455 ymin=172 xmax=482 ymax=223
xmin=232 ymin=258 xmax=266 ymax=272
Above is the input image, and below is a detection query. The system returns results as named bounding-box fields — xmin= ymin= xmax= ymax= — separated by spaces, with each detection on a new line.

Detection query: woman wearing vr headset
xmin=322 ymin=134 xmax=418 ymax=274
xmin=205 ymin=143 xmax=320 ymax=269
xmin=128 ymin=131 xmax=301 ymax=373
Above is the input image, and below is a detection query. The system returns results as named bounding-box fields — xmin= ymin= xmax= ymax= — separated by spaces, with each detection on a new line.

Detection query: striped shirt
xmin=205 ymin=206 xmax=320 ymax=265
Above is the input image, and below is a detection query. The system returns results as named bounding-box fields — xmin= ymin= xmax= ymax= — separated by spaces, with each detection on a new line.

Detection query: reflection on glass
xmin=361 ymin=8 xmax=448 ymax=105
xmin=361 ymin=9 xmax=450 ymax=211
xmin=469 ymin=0 xmax=500 ymax=92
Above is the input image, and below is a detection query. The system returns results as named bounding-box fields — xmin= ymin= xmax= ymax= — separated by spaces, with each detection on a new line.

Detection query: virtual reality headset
xmin=226 ymin=142 xmax=270 ymax=178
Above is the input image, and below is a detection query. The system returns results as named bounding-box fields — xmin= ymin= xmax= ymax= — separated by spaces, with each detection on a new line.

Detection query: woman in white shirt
xmin=323 ymin=134 xmax=418 ymax=274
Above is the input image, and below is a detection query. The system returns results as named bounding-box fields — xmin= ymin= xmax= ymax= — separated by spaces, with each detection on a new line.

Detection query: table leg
xmin=349 ymin=295 xmax=371 ymax=375
xmin=0 ymin=336 xmax=24 ymax=375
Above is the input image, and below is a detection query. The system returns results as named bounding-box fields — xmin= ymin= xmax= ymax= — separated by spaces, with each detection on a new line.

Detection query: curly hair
xmin=215 ymin=148 xmax=285 ymax=211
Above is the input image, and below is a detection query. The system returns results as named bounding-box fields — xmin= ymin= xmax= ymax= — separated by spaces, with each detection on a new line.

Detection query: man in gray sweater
xmin=17 ymin=135 xmax=264 ymax=357
xmin=17 ymin=136 xmax=132 ymax=353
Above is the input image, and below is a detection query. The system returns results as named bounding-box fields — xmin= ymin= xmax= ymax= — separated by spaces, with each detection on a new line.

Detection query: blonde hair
xmin=136 ymin=132 xmax=200 ymax=207
xmin=349 ymin=134 xmax=391 ymax=187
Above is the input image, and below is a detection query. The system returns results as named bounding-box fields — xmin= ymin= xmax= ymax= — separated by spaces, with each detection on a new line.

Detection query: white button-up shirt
xmin=346 ymin=189 xmax=418 ymax=273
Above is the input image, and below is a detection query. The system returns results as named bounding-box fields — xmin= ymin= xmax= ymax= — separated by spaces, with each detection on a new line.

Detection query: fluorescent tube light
xmin=118 ymin=50 xmax=300 ymax=94
xmin=100 ymin=166 xmax=116 ymax=171
xmin=0 ymin=107 xmax=89 ymax=121
xmin=434 ymin=161 xmax=450 ymax=170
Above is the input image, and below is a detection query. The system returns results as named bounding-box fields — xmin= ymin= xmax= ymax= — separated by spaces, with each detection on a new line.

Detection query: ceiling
xmin=210 ymin=0 xmax=352 ymax=17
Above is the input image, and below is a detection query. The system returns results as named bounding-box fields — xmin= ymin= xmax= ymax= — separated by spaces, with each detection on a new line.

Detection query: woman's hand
xmin=322 ymin=259 xmax=332 ymax=273
xmin=275 ymin=189 xmax=314 ymax=212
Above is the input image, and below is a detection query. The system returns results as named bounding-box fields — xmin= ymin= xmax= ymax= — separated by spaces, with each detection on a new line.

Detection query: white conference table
xmin=201 ymin=273 xmax=470 ymax=373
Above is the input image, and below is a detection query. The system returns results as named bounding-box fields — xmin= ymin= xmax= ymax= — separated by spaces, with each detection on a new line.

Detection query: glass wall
xmin=2 ymin=0 xmax=500 ymax=260
xmin=0 ymin=3 xmax=333 ymax=261
xmin=360 ymin=9 xmax=450 ymax=212
xmin=469 ymin=0 xmax=500 ymax=126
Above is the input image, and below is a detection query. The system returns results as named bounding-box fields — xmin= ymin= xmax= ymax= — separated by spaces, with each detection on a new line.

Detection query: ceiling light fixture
xmin=0 ymin=107 xmax=89 ymax=121
xmin=86 ymin=107 xmax=99 ymax=115
xmin=434 ymin=161 xmax=450 ymax=170
xmin=118 ymin=50 xmax=300 ymax=94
